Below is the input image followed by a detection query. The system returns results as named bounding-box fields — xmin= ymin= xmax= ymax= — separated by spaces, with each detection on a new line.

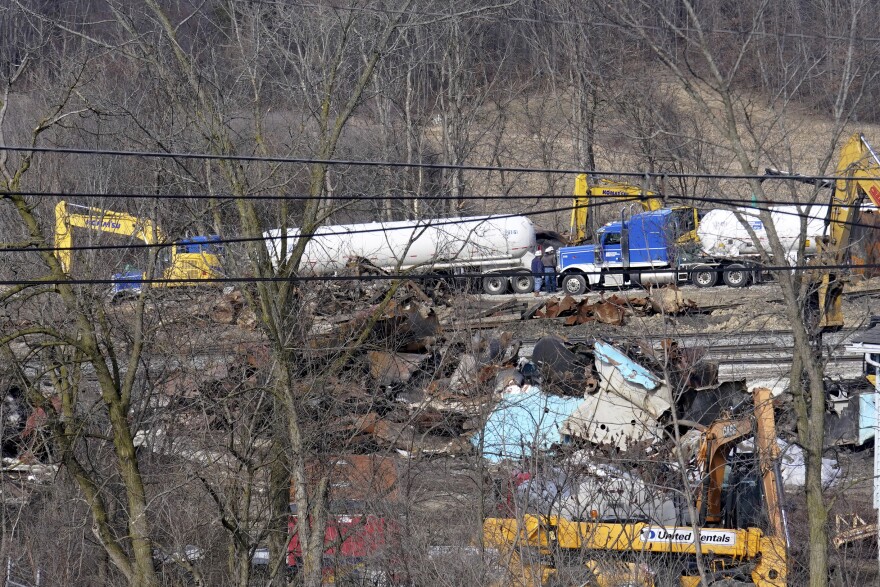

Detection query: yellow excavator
xmin=815 ymin=133 xmax=880 ymax=330
xmin=763 ymin=133 xmax=880 ymax=331
xmin=570 ymin=174 xmax=700 ymax=246
xmin=54 ymin=200 xmax=222 ymax=294
xmin=483 ymin=387 xmax=788 ymax=586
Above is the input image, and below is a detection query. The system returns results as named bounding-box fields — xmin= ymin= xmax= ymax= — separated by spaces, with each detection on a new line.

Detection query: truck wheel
xmin=562 ymin=274 xmax=587 ymax=296
xmin=723 ymin=264 xmax=750 ymax=288
xmin=690 ymin=265 xmax=718 ymax=288
xmin=482 ymin=275 xmax=508 ymax=295
xmin=510 ymin=273 xmax=534 ymax=294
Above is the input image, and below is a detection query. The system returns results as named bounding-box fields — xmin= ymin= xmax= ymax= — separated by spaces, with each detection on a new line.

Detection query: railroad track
xmin=519 ymin=328 xmax=867 ymax=381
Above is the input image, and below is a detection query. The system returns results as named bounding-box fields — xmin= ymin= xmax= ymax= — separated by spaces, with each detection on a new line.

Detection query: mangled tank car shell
xmin=264 ymin=215 xmax=536 ymax=274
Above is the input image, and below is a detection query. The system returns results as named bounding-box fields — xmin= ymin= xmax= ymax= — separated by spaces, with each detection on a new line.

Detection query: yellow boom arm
xmin=570 ymin=174 xmax=663 ymax=243
xmin=54 ymin=200 xmax=166 ymax=273
xmin=818 ymin=134 xmax=880 ymax=329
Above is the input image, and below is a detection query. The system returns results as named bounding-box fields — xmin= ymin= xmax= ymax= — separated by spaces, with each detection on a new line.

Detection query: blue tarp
xmin=474 ymin=387 xmax=583 ymax=463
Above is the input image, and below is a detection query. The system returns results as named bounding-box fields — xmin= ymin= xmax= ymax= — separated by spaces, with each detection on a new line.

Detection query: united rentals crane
xmin=483 ymin=387 xmax=788 ymax=586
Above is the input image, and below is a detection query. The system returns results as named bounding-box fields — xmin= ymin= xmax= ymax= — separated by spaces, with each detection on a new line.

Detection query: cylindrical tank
xmin=698 ymin=206 xmax=827 ymax=258
xmin=264 ymin=215 xmax=536 ymax=274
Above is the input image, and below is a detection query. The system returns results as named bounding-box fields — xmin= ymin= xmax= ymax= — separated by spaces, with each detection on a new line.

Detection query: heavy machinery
xmin=557 ymin=204 xmax=831 ymax=294
xmin=812 ymin=133 xmax=880 ymax=330
xmin=558 ymin=208 xmax=746 ymax=294
xmin=569 ymin=174 xmax=700 ymax=245
xmin=762 ymin=133 xmax=880 ymax=329
xmin=54 ymin=201 xmax=222 ymax=295
xmin=483 ymin=387 xmax=788 ymax=586
xmin=559 ymin=132 xmax=880 ymax=296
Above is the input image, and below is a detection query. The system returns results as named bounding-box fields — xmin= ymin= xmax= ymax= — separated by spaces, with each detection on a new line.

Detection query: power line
xmin=0 ymin=186 xmax=857 ymax=206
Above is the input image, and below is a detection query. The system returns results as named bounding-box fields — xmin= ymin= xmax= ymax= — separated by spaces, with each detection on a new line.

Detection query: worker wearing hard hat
xmin=531 ymin=253 xmax=544 ymax=295
xmin=541 ymin=246 xmax=557 ymax=294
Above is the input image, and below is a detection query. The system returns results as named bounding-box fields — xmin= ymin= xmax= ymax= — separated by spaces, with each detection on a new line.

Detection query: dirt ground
xmin=484 ymin=277 xmax=880 ymax=343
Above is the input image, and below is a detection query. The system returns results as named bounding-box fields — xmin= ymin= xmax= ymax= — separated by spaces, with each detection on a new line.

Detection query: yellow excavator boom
xmin=54 ymin=200 xmax=165 ymax=273
xmin=818 ymin=133 xmax=880 ymax=329
xmin=570 ymin=174 xmax=700 ymax=246
xmin=570 ymin=174 xmax=665 ymax=243
xmin=54 ymin=200 xmax=221 ymax=288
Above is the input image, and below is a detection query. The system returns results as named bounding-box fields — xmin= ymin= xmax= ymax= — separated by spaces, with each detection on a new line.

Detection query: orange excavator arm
xmin=697 ymin=387 xmax=786 ymax=541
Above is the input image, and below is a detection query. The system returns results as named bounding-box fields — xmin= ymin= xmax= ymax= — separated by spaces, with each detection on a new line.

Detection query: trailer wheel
xmin=690 ymin=265 xmax=718 ymax=288
xmin=723 ymin=264 xmax=750 ymax=288
xmin=482 ymin=275 xmax=508 ymax=295
xmin=562 ymin=274 xmax=587 ymax=296
xmin=510 ymin=273 xmax=534 ymax=294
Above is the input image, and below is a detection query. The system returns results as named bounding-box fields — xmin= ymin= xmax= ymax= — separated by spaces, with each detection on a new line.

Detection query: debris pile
xmin=136 ymin=283 xmax=733 ymax=462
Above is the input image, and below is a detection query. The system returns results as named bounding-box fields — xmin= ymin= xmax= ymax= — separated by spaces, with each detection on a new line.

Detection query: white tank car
xmin=264 ymin=215 xmax=537 ymax=275
xmin=698 ymin=206 xmax=828 ymax=259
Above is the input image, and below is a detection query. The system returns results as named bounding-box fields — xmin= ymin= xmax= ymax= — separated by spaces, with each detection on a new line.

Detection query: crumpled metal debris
xmin=531 ymin=336 xmax=595 ymax=396
xmin=512 ymin=458 xmax=677 ymax=524
xmin=561 ymin=341 xmax=673 ymax=449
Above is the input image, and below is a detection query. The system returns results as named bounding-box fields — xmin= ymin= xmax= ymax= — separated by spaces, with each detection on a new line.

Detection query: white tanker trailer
xmin=698 ymin=206 xmax=827 ymax=259
xmin=264 ymin=214 xmax=538 ymax=294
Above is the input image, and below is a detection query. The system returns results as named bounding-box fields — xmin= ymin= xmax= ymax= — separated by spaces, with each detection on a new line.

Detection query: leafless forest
xmin=2 ymin=1 xmax=880 ymax=586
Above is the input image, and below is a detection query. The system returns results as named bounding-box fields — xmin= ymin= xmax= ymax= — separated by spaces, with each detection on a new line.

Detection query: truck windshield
xmin=601 ymin=232 xmax=621 ymax=246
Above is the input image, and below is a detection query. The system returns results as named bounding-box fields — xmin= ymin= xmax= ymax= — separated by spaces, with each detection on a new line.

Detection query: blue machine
xmin=175 ymin=235 xmax=223 ymax=255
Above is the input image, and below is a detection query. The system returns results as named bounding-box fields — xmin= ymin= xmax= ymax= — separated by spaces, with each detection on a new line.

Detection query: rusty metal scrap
xmin=302 ymin=454 xmax=400 ymax=503
xmin=592 ymin=300 xmax=626 ymax=325
xmin=530 ymin=287 xmax=697 ymax=326
xmin=538 ymin=295 xmax=628 ymax=326
xmin=141 ymin=284 xmax=728 ymax=464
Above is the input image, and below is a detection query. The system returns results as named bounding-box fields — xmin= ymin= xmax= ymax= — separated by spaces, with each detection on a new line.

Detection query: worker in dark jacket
xmin=541 ymin=246 xmax=557 ymax=293
xmin=531 ymin=253 xmax=544 ymax=295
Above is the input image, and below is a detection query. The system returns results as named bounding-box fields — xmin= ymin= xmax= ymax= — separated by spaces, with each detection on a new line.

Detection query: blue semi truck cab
xmin=557 ymin=209 xmax=757 ymax=295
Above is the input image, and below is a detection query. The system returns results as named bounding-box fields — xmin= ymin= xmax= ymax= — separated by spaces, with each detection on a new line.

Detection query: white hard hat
xmin=545 ymin=246 xmax=555 ymax=253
